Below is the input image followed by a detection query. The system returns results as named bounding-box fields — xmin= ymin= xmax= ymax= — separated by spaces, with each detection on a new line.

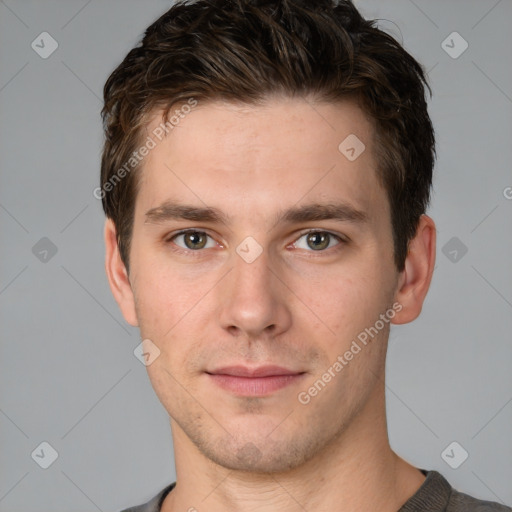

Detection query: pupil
xmin=308 ymin=232 xmax=328 ymax=250
xmin=186 ymin=232 xmax=206 ymax=249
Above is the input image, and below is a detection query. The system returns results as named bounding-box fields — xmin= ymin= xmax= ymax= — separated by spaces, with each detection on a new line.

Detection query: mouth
xmin=205 ymin=365 xmax=306 ymax=396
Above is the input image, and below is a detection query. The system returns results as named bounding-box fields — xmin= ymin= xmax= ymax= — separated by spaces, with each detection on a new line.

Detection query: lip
xmin=208 ymin=365 xmax=302 ymax=377
xmin=206 ymin=366 xmax=306 ymax=396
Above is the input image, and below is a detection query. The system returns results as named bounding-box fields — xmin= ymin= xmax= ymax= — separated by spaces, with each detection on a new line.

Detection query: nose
xmin=218 ymin=246 xmax=292 ymax=340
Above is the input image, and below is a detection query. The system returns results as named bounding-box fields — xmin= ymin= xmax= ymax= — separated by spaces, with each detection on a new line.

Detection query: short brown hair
xmin=100 ymin=0 xmax=435 ymax=272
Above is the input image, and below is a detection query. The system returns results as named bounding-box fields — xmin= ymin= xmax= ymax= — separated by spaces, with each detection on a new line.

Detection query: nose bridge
xmin=234 ymin=247 xmax=272 ymax=297
xmin=218 ymin=243 xmax=291 ymax=337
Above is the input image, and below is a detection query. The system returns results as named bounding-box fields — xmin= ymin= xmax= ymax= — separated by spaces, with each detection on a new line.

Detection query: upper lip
xmin=207 ymin=365 xmax=304 ymax=377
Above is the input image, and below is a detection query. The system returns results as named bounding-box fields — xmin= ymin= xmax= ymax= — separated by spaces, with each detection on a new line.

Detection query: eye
xmin=293 ymin=231 xmax=342 ymax=251
xmin=170 ymin=230 xmax=217 ymax=250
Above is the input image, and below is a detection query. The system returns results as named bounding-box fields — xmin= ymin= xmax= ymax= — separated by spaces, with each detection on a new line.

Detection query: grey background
xmin=0 ymin=1 xmax=511 ymax=511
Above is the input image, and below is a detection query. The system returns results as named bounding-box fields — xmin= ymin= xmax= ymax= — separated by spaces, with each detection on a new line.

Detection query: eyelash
xmin=165 ymin=229 xmax=347 ymax=256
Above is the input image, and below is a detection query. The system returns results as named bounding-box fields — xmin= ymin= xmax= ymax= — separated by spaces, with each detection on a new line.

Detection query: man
xmin=99 ymin=0 xmax=511 ymax=510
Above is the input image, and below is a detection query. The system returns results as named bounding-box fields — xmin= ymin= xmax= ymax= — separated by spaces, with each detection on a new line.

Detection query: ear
xmin=104 ymin=218 xmax=138 ymax=327
xmin=391 ymin=214 xmax=436 ymax=325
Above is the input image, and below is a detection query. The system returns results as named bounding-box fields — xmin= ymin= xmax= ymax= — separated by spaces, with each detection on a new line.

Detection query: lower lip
xmin=207 ymin=373 xmax=304 ymax=396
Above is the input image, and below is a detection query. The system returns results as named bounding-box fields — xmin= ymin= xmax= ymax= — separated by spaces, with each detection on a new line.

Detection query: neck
xmin=162 ymin=379 xmax=425 ymax=512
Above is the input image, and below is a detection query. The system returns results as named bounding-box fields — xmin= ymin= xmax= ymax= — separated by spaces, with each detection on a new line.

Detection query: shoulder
xmin=117 ymin=483 xmax=175 ymax=512
xmin=447 ymin=487 xmax=512 ymax=512
xmin=399 ymin=469 xmax=511 ymax=512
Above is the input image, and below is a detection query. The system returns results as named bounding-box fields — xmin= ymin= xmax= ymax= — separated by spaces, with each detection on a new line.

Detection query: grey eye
xmin=173 ymin=231 xmax=215 ymax=250
xmin=294 ymin=232 xmax=340 ymax=251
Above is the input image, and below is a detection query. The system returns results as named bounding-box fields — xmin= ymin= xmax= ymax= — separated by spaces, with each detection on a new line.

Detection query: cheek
xmin=131 ymin=262 xmax=183 ymax=338
xmin=293 ymin=266 xmax=387 ymax=338
xmin=131 ymin=256 xmax=220 ymax=359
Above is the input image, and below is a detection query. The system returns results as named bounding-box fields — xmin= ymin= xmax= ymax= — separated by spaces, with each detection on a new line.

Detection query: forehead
xmin=136 ymin=96 xmax=386 ymax=222
xmin=143 ymin=95 xmax=374 ymax=157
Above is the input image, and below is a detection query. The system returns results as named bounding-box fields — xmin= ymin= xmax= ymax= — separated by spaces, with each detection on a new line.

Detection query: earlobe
xmin=391 ymin=215 xmax=436 ymax=325
xmin=104 ymin=219 xmax=139 ymax=327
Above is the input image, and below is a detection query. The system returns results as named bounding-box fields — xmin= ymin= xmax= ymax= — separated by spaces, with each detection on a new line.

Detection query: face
xmin=114 ymin=96 xmax=406 ymax=472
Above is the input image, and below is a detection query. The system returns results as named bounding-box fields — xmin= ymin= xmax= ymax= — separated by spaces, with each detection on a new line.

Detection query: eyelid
xmin=166 ymin=229 xmax=221 ymax=251
xmin=295 ymin=228 xmax=348 ymax=241
xmin=291 ymin=229 xmax=347 ymax=251
xmin=164 ymin=228 xmax=347 ymax=253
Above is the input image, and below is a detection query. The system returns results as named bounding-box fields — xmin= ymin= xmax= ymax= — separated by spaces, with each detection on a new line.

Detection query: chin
xmin=194 ymin=429 xmax=329 ymax=474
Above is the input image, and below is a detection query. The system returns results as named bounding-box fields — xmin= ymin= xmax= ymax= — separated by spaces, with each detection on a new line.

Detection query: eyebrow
xmin=145 ymin=202 xmax=227 ymax=224
xmin=278 ymin=202 xmax=368 ymax=225
xmin=144 ymin=201 xmax=368 ymax=226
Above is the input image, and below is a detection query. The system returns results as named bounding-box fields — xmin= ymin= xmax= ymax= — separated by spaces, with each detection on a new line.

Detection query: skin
xmin=105 ymin=96 xmax=436 ymax=511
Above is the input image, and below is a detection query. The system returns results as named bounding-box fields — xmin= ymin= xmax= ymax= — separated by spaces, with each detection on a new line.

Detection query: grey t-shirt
xmin=119 ymin=469 xmax=511 ymax=512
